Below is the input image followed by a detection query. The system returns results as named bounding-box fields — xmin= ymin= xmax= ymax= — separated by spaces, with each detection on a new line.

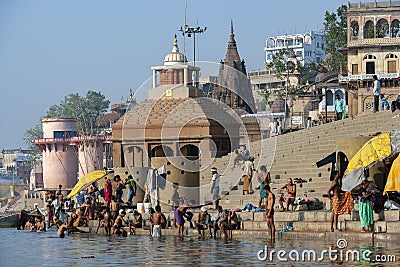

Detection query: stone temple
xmin=112 ymin=35 xmax=252 ymax=208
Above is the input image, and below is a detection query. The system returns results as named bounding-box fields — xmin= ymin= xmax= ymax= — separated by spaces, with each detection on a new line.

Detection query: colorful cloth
xmin=332 ymin=192 xmax=353 ymax=215
xmin=243 ymin=175 xmax=250 ymax=192
xmin=259 ymin=183 xmax=268 ymax=198
xmin=174 ymin=209 xmax=185 ymax=225
xmin=359 ymin=200 xmax=374 ymax=228
xmin=384 ymin=154 xmax=400 ymax=194
xmin=104 ymin=181 xmax=112 ymax=202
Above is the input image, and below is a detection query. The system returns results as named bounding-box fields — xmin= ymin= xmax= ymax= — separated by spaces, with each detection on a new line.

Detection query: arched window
xmin=180 ymin=144 xmax=199 ymax=160
xmin=276 ymin=38 xmax=284 ymax=47
xmin=350 ymin=21 xmax=359 ymax=37
xmin=364 ymin=20 xmax=374 ymax=39
xmin=391 ymin=19 xmax=400 ymax=37
xmin=363 ymin=54 xmax=377 ymax=60
xmin=295 ymin=35 xmax=304 ymax=45
xmin=385 ymin=53 xmax=398 ymax=59
xmin=376 ymin=18 xmax=389 ymax=38
xmin=151 ymin=145 xmax=173 ymax=158
xmin=363 ymin=55 xmax=377 ymax=74
xmin=266 ymin=37 xmax=276 ymax=48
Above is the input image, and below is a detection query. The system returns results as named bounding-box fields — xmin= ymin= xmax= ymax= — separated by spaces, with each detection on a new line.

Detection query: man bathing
xmin=264 ymin=184 xmax=275 ymax=242
xmin=152 ymin=205 xmax=166 ymax=238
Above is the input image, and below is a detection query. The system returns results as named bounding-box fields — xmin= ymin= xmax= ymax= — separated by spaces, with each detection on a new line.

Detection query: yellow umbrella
xmin=342 ymin=132 xmax=392 ymax=192
xmin=347 ymin=132 xmax=391 ymax=174
xmin=66 ymin=169 xmax=107 ymax=199
xmin=384 ymin=155 xmax=400 ymax=194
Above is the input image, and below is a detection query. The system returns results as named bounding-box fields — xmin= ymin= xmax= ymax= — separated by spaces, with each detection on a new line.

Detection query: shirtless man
xmin=152 ymin=205 xmax=166 ymax=238
xmin=230 ymin=210 xmax=239 ymax=230
xmin=196 ymin=206 xmax=210 ymax=237
xmin=327 ymin=172 xmax=341 ymax=232
xmin=114 ymin=175 xmax=124 ymax=202
xmin=110 ymin=195 xmax=120 ymax=222
xmin=56 ymin=185 xmax=63 ymax=206
xmin=36 ymin=217 xmax=46 ymax=232
xmin=57 ymin=221 xmax=68 ymax=238
xmin=278 ymin=178 xmax=296 ymax=211
xmin=103 ymin=208 xmax=112 ymax=236
xmin=74 ymin=207 xmax=88 ymax=227
xmin=218 ymin=209 xmax=231 ymax=239
xmin=264 ymin=184 xmax=275 ymax=242
xmin=113 ymin=210 xmax=127 ymax=236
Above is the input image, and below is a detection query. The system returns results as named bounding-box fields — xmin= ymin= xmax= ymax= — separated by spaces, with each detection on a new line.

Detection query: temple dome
xmin=164 ymin=35 xmax=187 ymax=66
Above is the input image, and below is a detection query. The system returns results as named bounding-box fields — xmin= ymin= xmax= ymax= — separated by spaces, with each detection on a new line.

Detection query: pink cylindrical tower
xmin=75 ymin=136 xmax=105 ymax=179
xmin=35 ymin=118 xmax=79 ymax=189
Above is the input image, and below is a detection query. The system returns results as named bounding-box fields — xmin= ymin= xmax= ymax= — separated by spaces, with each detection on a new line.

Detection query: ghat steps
xmin=200 ymin=110 xmax=400 ymax=211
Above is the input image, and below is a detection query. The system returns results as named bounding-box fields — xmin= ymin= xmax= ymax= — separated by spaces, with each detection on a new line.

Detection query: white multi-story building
xmin=265 ymin=31 xmax=326 ymax=66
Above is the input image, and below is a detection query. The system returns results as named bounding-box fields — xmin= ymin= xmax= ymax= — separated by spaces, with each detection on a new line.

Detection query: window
xmin=317 ymin=43 xmax=320 ymax=48
xmin=363 ymin=54 xmax=377 ymax=60
xmin=376 ymin=18 xmax=389 ymax=38
xmin=366 ymin=62 xmax=375 ymax=74
xmin=53 ymin=131 xmax=77 ymax=138
xmin=352 ymin=64 xmax=359 ymax=75
xmin=364 ymin=20 xmax=374 ymax=39
xmin=296 ymin=51 xmax=302 ymax=58
xmin=388 ymin=61 xmax=397 ymax=73
xmin=385 ymin=53 xmax=398 ymax=59
xmin=350 ymin=21 xmax=359 ymax=37
xmin=391 ymin=19 xmax=400 ymax=37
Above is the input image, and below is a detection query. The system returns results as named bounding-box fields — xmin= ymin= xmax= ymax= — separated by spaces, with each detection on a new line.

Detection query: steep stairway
xmin=206 ymin=110 xmax=400 ymax=211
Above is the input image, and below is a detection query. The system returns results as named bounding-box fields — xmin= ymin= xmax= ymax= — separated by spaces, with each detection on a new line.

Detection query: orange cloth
xmin=332 ymin=192 xmax=353 ymax=215
xmin=243 ymin=175 xmax=250 ymax=192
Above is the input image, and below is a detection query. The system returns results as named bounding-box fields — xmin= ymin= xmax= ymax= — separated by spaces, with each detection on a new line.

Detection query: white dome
xmin=164 ymin=35 xmax=187 ymax=66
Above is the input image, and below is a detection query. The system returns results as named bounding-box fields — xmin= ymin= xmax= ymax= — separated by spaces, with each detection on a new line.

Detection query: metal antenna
xmin=183 ymin=2 xmax=187 ymax=55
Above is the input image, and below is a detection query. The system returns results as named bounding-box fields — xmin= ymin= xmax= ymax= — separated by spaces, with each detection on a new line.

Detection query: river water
xmin=0 ymin=228 xmax=398 ymax=266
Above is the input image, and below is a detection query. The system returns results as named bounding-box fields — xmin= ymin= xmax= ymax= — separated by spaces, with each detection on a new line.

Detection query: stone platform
xmin=84 ymin=209 xmax=400 ymax=243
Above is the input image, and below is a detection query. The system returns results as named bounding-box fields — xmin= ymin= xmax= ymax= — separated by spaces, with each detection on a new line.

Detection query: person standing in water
xmin=264 ymin=184 xmax=275 ymax=242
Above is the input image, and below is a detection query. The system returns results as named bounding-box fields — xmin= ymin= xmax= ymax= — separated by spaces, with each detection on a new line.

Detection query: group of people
xmin=326 ymin=171 xmax=383 ymax=233
xmin=103 ymin=175 xmax=137 ymax=208
xmin=334 ymin=75 xmax=400 ymax=120
xmin=211 ymin=156 xmax=278 ymax=241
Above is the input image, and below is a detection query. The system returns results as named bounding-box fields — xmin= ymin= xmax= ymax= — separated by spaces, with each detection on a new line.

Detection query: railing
xmin=34 ymin=138 xmax=72 ymax=144
xmin=34 ymin=135 xmax=108 ymax=145
xmin=348 ymin=37 xmax=400 ymax=47
xmin=349 ymin=1 xmax=400 ymax=9
xmin=339 ymin=72 xmax=400 ymax=82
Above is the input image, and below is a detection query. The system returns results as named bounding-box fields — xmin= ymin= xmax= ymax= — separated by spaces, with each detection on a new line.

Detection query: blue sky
xmin=0 ymin=0 xmax=347 ymax=149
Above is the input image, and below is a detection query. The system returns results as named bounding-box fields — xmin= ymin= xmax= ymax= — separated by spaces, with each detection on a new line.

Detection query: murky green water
xmin=0 ymin=228 xmax=398 ymax=266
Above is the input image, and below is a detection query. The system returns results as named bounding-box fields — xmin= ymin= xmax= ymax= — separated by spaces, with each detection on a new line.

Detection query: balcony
xmin=348 ymin=37 xmax=400 ymax=47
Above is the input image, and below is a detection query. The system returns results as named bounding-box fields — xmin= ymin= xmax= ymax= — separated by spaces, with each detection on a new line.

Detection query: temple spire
xmin=230 ymin=20 xmax=235 ymax=40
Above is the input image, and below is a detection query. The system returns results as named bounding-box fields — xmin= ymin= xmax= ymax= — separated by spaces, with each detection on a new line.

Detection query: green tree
xmin=323 ymin=4 xmax=347 ymax=72
xmin=23 ymin=124 xmax=43 ymax=167
xmin=262 ymin=48 xmax=312 ymax=103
